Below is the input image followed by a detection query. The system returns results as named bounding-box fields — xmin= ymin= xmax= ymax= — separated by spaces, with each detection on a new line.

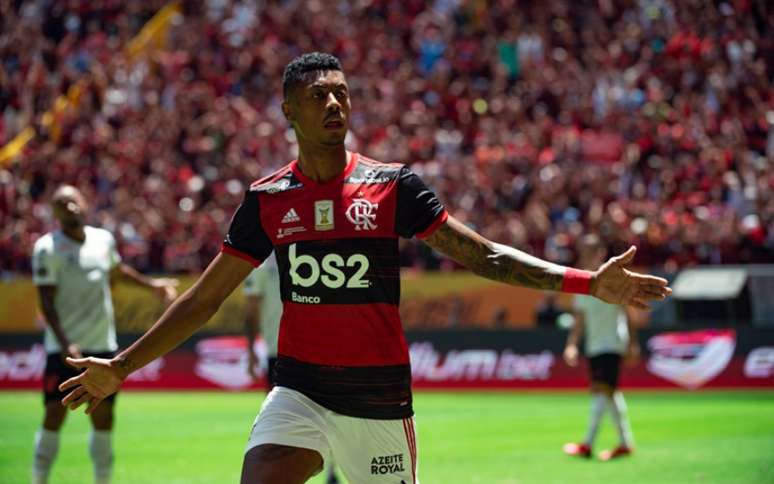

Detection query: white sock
xmin=583 ymin=393 xmax=607 ymax=446
xmin=33 ymin=428 xmax=60 ymax=484
xmin=608 ymin=391 xmax=634 ymax=448
xmin=89 ymin=430 xmax=113 ymax=484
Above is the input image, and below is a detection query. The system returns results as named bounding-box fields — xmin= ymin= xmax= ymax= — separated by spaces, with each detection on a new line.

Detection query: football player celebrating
xmin=60 ymin=53 xmax=670 ymax=484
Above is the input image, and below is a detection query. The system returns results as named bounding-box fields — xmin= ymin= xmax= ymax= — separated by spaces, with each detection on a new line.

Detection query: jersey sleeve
xmin=395 ymin=166 xmax=448 ymax=239
xmin=31 ymin=237 xmax=58 ymax=286
xmin=222 ymin=189 xmax=273 ymax=266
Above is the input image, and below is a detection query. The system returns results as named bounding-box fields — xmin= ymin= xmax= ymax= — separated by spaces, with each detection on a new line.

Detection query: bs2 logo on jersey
xmin=288 ymin=243 xmax=370 ymax=293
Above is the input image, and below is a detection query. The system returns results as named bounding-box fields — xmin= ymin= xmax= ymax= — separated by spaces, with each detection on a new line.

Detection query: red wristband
xmin=562 ymin=268 xmax=592 ymax=295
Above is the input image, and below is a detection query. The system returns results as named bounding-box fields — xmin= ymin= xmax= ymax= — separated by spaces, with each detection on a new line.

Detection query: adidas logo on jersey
xmin=281 ymin=208 xmax=301 ymax=224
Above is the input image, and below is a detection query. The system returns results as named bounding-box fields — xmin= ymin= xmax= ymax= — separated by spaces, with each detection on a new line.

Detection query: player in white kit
xmin=244 ymin=252 xmax=282 ymax=388
xmin=31 ymin=185 xmax=178 ymax=484
xmin=563 ymin=234 xmax=638 ymax=461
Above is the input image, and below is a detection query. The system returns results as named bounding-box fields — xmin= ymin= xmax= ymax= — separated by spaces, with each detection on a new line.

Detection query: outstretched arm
xmin=110 ymin=262 xmax=179 ymax=303
xmin=423 ymin=216 xmax=671 ymax=308
xmin=59 ymin=252 xmax=254 ymax=413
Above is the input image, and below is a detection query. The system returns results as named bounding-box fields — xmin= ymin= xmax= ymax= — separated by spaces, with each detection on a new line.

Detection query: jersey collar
xmin=290 ymin=152 xmax=358 ymax=187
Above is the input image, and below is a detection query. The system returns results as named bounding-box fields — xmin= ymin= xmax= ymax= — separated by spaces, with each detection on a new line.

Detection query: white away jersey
xmin=32 ymin=226 xmax=121 ymax=353
xmin=573 ymin=295 xmax=629 ymax=356
xmin=243 ymin=252 xmax=282 ymax=356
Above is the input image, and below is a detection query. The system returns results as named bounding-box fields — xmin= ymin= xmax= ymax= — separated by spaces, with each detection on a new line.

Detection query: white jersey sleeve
xmin=32 ymin=235 xmax=59 ymax=286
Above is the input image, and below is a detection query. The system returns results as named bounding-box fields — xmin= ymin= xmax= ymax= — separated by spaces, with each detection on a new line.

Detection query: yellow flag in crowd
xmin=0 ymin=1 xmax=182 ymax=166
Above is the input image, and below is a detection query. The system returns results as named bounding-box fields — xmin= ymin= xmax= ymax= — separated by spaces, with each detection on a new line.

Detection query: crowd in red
xmin=1 ymin=0 xmax=772 ymax=274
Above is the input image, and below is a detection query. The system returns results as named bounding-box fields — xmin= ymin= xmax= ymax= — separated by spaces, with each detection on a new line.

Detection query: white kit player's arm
xmin=110 ymin=262 xmax=179 ymax=303
xmin=623 ymin=307 xmax=641 ymax=366
xmin=423 ymin=215 xmax=671 ymax=309
xmin=59 ymin=252 xmax=255 ymax=413
xmin=32 ymin=238 xmax=80 ymax=358
xmin=243 ymin=266 xmax=269 ymax=379
xmin=37 ymin=286 xmax=82 ymax=359
xmin=244 ymin=293 xmax=263 ymax=379
xmin=563 ymin=309 xmax=585 ymax=367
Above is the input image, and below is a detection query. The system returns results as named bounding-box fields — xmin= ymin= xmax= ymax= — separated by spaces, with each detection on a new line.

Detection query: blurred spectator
xmin=535 ymin=294 xmax=565 ymax=327
xmin=490 ymin=306 xmax=510 ymax=329
xmin=1 ymin=0 xmax=772 ymax=274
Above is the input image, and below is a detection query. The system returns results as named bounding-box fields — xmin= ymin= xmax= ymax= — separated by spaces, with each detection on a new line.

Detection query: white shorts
xmin=246 ymin=386 xmax=419 ymax=483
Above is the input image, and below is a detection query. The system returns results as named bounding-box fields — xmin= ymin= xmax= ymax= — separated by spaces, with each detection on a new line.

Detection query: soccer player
xmin=243 ymin=252 xmax=282 ymax=388
xmin=31 ymin=185 xmax=178 ymax=484
xmin=562 ymin=234 xmax=639 ymax=461
xmin=59 ymin=53 xmax=670 ymax=484
xmin=243 ymin=252 xmax=341 ymax=484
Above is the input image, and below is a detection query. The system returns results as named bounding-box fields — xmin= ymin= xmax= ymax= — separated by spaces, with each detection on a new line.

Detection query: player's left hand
xmin=591 ymin=246 xmax=671 ymax=310
xmin=59 ymin=356 xmax=125 ymax=414
xmin=153 ymin=278 xmax=179 ymax=304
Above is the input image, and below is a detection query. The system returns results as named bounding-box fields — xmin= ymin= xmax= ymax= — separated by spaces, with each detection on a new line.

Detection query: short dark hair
xmin=282 ymin=52 xmax=343 ymax=99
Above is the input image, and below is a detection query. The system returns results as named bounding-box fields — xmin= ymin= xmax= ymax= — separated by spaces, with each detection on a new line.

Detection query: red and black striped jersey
xmin=222 ymin=152 xmax=448 ymax=419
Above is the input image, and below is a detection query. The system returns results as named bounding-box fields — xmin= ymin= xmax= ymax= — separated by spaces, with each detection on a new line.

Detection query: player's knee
xmin=91 ymin=416 xmax=114 ymax=431
xmin=591 ymin=382 xmax=615 ymax=396
xmin=91 ymin=414 xmax=114 ymax=431
xmin=43 ymin=402 xmax=67 ymax=430
xmin=241 ymin=444 xmax=323 ymax=484
xmin=89 ymin=403 xmax=115 ymax=430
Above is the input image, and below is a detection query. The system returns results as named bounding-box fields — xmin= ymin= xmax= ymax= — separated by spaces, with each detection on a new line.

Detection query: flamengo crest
xmin=346 ymin=198 xmax=379 ymax=231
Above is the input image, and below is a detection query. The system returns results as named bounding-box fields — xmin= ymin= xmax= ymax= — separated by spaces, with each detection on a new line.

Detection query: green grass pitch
xmin=1 ymin=390 xmax=772 ymax=483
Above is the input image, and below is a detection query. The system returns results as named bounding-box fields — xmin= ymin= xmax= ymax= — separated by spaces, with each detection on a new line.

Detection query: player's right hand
xmin=563 ymin=346 xmax=579 ymax=367
xmin=59 ymin=357 xmax=124 ymax=414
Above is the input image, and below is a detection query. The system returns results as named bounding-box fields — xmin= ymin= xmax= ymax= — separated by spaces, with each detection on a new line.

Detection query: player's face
xmin=52 ymin=190 xmax=87 ymax=229
xmin=283 ymin=70 xmax=350 ymax=147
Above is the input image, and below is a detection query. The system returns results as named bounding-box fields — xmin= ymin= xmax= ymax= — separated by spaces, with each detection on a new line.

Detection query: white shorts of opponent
xmin=246 ymin=386 xmax=419 ymax=483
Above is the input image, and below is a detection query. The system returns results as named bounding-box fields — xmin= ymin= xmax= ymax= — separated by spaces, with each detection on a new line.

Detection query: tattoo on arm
xmin=115 ymin=356 xmax=138 ymax=378
xmin=423 ymin=217 xmax=565 ymax=291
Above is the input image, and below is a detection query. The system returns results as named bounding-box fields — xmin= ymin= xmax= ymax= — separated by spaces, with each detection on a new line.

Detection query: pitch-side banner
xmin=1 ymin=329 xmax=773 ymax=390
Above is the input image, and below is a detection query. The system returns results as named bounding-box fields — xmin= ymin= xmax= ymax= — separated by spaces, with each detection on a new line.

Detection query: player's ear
xmin=281 ymin=100 xmax=294 ymax=123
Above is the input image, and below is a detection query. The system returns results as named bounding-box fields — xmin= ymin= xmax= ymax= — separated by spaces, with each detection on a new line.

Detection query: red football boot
xmin=598 ymin=445 xmax=633 ymax=461
xmin=563 ymin=442 xmax=592 ymax=458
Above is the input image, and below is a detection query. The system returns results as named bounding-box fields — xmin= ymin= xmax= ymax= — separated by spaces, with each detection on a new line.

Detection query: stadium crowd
xmin=1 ymin=0 xmax=772 ymax=275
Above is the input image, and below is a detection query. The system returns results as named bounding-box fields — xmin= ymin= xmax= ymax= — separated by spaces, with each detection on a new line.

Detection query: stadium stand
xmin=1 ymin=0 xmax=771 ymax=274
